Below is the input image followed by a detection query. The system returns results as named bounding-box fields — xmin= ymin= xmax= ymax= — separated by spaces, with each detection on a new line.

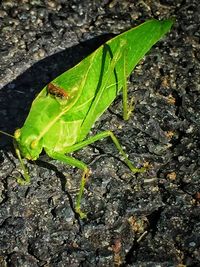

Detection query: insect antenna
xmin=0 ymin=130 xmax=15 ymax=138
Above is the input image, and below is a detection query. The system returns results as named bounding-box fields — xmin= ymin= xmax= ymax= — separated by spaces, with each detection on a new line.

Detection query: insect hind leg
xmin=63 ymin=130 xmax=146 ymax=173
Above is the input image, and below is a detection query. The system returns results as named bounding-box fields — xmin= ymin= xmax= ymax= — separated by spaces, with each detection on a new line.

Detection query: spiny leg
xmin=122 ymin=47 xmax=135 ymax=121
xmin=47 ymin=130 xmax=145 ymax=218
xmin=13 ymin=140 xmax=30 ymax=184
xmin=46 ymin=151 xmax=90 ymax=219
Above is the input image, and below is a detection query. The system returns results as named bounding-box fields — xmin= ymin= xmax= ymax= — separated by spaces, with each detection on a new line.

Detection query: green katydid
xmin=1 ymin=19 xmax=173 ymax=218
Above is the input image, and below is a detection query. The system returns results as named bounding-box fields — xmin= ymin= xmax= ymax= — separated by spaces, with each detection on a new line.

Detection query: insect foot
xmin=16 ymin=176 xmax=30 ymax=185
xmin=130 ymin=165 xmax=146 ymax=174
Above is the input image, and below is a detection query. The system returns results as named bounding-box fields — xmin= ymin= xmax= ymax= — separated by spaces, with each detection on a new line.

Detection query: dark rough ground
xmin=0 ymin=0 xmax=199 ymax=266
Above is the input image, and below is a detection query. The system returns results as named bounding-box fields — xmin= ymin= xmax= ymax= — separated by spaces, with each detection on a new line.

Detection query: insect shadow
xmin=0 ymin=33 xmax=114 ymax=149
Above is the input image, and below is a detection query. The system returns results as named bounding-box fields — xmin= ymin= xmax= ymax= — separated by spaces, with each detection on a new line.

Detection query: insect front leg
xmin=14 ymin=140 xmax=30 ymax=185
xmin=45 ymin=150 xmax=89 ymax=219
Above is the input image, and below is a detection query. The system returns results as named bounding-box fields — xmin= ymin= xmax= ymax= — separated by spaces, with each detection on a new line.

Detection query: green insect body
xmin=5 ymin=19 xmax=173 ymax=218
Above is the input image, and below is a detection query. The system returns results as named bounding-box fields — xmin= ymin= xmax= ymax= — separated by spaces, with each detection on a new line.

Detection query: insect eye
xmin=30 ymin=140 xmax=38 ymax=149
xmin=14 ymin=129 xmax=21 ymax=139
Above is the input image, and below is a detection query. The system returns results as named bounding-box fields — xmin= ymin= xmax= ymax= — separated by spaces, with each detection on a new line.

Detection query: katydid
xmin=1 ymin=19 xmax=173 ymax=218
